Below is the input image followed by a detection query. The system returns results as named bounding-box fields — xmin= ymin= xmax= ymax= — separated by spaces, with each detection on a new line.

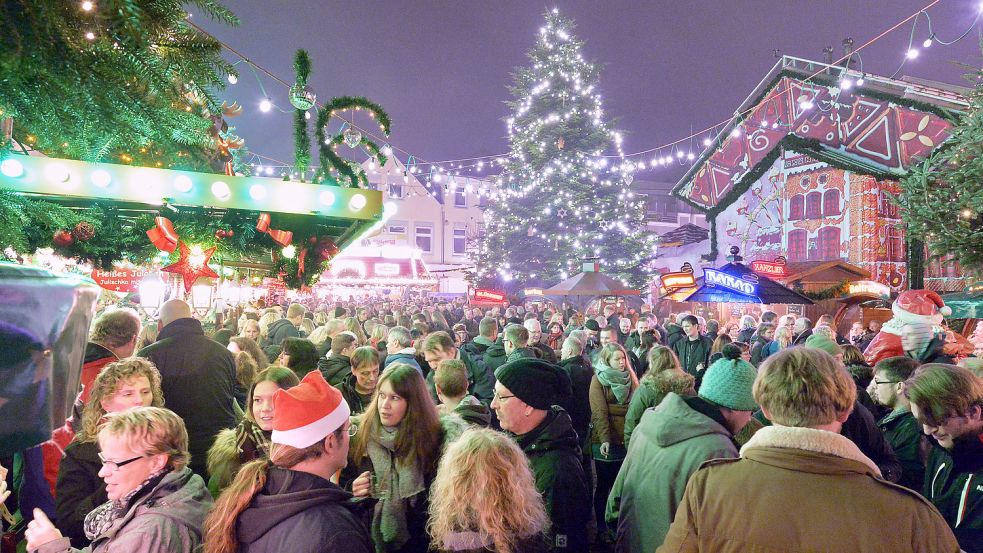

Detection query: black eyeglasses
xmin=493 ymin=392 xmax=516 ymax=402
xmin=98 ymin=452 xmax=146 ymax=472
xmin=873 ymin=380 xmax=901 ymax=386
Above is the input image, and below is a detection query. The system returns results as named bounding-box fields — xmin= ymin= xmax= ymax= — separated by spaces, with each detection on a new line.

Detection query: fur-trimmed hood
xmin=741 ymin=425 xmax=881 ymax=476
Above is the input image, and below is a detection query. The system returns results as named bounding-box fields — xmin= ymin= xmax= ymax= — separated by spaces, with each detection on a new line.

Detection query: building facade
xmin=361 ymin=156 xmax=486 ymax=293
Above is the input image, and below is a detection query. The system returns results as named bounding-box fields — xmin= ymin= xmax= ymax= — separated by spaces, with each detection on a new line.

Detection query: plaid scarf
xmin=83 ymin=467 xmax=170 ymax=540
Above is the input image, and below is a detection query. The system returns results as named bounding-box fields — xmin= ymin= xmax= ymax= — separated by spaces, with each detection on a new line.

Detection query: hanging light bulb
xmin=81 ymin=1 xmax=94 ymax=10
xmin=922 ymin=37 xmax=933 ymax=48
xmin=259 ymin=98 xmax=272 ymax=112
xmin=906 ymin=48 xmax=919 ymax=60
xmin=227 ymin=74 xmax=238 ymax=84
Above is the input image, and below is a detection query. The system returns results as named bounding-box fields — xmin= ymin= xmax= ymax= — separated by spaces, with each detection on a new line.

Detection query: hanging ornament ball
xmin=215 ymin=229 xmax=227 ymax=239
xmin=72 ymin=221 xmax=96 ymax=242
xmin=343 ymin=127 xmax=363 ymax=148
xmin=53 ymin=229 xmax=74 ymax=247
xmin=288 ymin=83 xmax=316 ymax=110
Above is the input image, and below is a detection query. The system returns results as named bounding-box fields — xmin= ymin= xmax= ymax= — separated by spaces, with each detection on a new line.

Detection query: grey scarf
xmin=367 ymin=426 xmax=426 ymax=552
xmin=83 ymin=467 xmax=170 ymax=540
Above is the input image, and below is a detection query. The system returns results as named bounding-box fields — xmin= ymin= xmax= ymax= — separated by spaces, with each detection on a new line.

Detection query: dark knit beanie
xmin=494 ymin=358 xmax=572 ymax=410
xmin=584 ymin=319 xmax=601 ymax=332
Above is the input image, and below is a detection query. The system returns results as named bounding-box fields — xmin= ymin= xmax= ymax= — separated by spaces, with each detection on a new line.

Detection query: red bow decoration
xmin=256 ymin=213 xmax=293 ymax=247
xmin=146 ymin=216 xmax=179 ymax=253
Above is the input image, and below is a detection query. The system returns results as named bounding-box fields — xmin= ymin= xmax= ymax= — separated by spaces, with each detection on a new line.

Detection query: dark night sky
xmin=194 ymin=1 xmax=982 ymax=179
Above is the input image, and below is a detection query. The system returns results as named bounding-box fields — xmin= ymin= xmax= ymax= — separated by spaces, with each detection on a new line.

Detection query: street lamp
xmin=191 ymin=277 xmax=214 ymax=316
xmin=138 ymin=273 xmax=166 ymax=318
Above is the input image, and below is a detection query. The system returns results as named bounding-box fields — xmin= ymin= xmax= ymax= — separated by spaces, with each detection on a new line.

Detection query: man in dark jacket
xmin=504 ymin=324 xmax=538 ymax=363
xmin=664 ymin=319 xmax=685 ymax=350
xmin=383 ymin=326 xmax=423 ymax=374
xmin=867 ymin=356 xmax=926 ymax=491
xmin=435 ymin=359 xmax=492 ymax=427
xmin=236 ymin=371 xmax=372 ymax=553
xmin=422 ymin=331 xmax=494 ymax=406
xmin=262 ymin=303 xmax=306 ymax=359
xmin=138 ymin=300 xmax=236 ymax=477
xmin=493 ymin=359 xmax=590 ymax=552
xmin=672 ymin=315 xmax=713 ymax=381
xmin=791 ymin=317 xmax=813 ymax=346
xmin=905 ymin=363 xmax=983 ymax=553
xmin=558 ymin=337 xmax=593 ymax=451
xmin=624 ymin=317 xmax=651 ymax=352
xmin=525 ymin=319 xmax=558 ymax=364
xmin=318 ymin=332 xmax=357 ymax=386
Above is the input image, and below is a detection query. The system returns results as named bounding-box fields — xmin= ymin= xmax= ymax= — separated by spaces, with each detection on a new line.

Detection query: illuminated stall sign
xmin=524 ymin=288 xmax=544 ymax=296
xmin=659 ymin=262 xmax=697 ymax=293
xmin=704 ymin=269 xmax=758 ymax=296
xmin=472 ymin=289 xmax=506 ymax=303
xmin=847 ymin=280 xmax=891 ymax=299
xmin=374 ymin=263 xmax=401 ymax=277
xmin=91 ymin=267 xmax=147 ymax=293
xmin=750 ymin=259 xmax=787 ymax=277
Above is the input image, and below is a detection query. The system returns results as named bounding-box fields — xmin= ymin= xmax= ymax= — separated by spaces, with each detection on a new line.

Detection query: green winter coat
xmin=607 ymin=393 xmax=738 ymax=553
xmin=623 ymin=371 xmax=696 ymax=448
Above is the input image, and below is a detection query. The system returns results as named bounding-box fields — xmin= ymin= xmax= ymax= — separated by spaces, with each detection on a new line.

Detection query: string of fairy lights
xmin=72 ymin=0 xmax=981 ymax=194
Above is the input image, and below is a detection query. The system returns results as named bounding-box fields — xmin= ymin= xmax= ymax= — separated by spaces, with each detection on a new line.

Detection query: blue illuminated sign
xmin=704 ymin=269 xmax=758 ymax=296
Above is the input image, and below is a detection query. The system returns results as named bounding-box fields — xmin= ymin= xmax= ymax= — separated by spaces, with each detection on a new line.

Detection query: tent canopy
xmin=942 ymin=286 xmax=983 ymax=319
xmin=681 ymin=262 xmax=815 ymax=305
xmin=542 ymin=270 xmax=640 ymax=296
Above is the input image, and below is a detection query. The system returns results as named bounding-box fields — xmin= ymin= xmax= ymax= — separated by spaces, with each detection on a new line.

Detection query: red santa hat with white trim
xmin=271 ymin=370 xmax=350 ymax=448
xmin=892 ymin=289 xmax=952 ymax=326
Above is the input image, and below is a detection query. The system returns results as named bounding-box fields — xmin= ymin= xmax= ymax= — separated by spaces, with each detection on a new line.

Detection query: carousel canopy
xmin=542 ymin=269 xmax=639 ymax=296
xmin=681 ymin=262 xmax=815 ymax=305
xmin=942 ymin=284 xmax=983 ymax=319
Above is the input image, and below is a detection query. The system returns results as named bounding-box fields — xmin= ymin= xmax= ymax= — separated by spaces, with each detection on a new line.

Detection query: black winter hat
xmin=494 ymin=358 xmax=572 ymax=410
xmin=584 ymin=319 xmax=601 ymax=331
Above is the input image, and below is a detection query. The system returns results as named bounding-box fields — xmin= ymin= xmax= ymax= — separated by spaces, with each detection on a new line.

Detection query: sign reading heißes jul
xmin=90 ymin=267 xmax=148 ymax=293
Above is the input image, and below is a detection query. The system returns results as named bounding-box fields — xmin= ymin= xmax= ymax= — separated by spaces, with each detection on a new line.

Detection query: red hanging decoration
xmin=214 ymin=229 xmax=234 ymax=240
xmin=53 ymin=229 xmax=74 ymax=247
xmin=162 ymin=242 xmax=219 ymax=293
xmin=146 ymin=216 xmax=179 ymax=252
xmin=72 ymin=221 xmax=95 ymax=242
xmin=255 ymin=212 xmax=293 ymax=247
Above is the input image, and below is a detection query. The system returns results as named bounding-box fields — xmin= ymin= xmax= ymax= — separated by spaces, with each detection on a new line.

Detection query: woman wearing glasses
xmin=344 ymin=363 xmax=467 ymax=553
xmin=53 ymin=359 xmax=164 ymax=547
xmin=27 ymin=407 xmax=212 ymax=553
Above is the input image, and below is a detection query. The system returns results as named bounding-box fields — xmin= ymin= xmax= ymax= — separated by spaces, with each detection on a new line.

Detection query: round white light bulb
xmin=319 ymin=190 xmax=336 ymax=206
xmin=1 ymin=158 xmax=24 ymax=178
xmin=211 ymin=181 xmax=231 ymax=200
xmin=227 ymin=74 xmax=238 ymax=84
xmin=91 ymin=169 xmax=111 ymax=188
xmin=249 ymin=184 xmax=267 ymax=200
xmin=259 ymin=98 xmax=272 ymax=112
xmin=174 ymin=175 xmax=193 ymax=192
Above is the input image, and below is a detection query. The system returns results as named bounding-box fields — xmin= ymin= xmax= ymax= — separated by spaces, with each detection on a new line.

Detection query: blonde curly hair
xmin=77 ymin=358 xmax=164 ymax=443
xmin=428 ymin=428 xmax=548 ymax=553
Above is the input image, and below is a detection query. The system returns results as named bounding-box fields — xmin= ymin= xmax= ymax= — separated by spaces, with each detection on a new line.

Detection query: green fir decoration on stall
xmin=292 ymin=50 xmax=314 ymax=180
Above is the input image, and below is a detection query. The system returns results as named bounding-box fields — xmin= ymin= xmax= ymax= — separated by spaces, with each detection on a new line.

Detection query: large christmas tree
xmin=898 ymin=60 xmax=983 ymax=278
xmin=475 ymin=10 xmax=655 ymax=290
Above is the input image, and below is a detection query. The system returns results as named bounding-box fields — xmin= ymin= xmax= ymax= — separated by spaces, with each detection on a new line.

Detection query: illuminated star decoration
xmin=162 ymin=242 xmax=219 ymax=293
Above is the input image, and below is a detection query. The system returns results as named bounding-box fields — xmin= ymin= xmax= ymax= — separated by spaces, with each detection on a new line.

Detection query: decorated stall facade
xmin=0 ymin=154 xmax=383 ymax=297
xmin=667 ymin=56 xmax=969 ymax=295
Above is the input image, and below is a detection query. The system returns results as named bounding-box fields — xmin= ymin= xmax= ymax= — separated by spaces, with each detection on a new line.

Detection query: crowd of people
xmin=1 ymin=294 xmax=981 ymax=553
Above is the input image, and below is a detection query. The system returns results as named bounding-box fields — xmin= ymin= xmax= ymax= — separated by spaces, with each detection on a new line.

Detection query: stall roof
xmin=682 ymin=262 xmax=815 ymax=305
xmin=779 ymin=261 xmax=871 ymax=285
xmin=657 ymin=224 xmax=709 ymax=247
xmin=942 ymin=285 xmax=983 ymax=319
xmin=543 ymin=270 xmax=639 ymax=296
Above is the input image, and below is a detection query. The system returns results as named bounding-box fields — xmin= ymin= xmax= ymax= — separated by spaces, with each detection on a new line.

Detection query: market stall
xmin=541 ymin=260 xmax=641 ymax=314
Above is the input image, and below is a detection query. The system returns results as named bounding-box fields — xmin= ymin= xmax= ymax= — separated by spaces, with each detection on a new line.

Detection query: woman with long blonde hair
xmin=622 ymin=346 xmax=695 ymax=447
xmin=53 ymin=359 xmax=164 ymax=547
xmin=428 ymin=428 xmax=549 ymax=553
xmin=344 ymin=316 xmax=368 ymax=344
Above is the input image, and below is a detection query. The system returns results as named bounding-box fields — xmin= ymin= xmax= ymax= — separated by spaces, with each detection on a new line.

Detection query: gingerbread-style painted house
xmin=666 ymin=56 xmax=970 ymax=293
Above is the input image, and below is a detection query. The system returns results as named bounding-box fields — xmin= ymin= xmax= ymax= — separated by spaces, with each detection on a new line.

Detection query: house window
xmin=787 ymin=229 xmax=807 ymax=261
xmin=823 ymin=189 xmax=841 ymax=216
xmin=805 ymin=191 xmax=822 ymax=219
xmin=789 ymin=194 xmax=804 ymax=220
xmin=388 ymin=183 xmax=404 ymax=199
xmin=414 ymin=224 xmax=433 ymax=253
xmin=453 ymin=226 xmax=467 ymax=255
xmin=817 ymin=226 xmax=841 ymax=260
xmin=454 ymin=189 xmax=467 ymax=208
xmin=878 ymin=191 xmax=899 ymax=218
xmin=886 ymin=226 xmax=903 ymax=261
xmin=387 ymin=220 xmax=407 ymax=235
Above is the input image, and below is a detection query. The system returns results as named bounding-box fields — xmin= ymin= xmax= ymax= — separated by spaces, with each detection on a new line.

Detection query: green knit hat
xmin=805 ymin=334 xmax=841 ymax=356
xmin=699 ymin=356 xmax=758 ymax=411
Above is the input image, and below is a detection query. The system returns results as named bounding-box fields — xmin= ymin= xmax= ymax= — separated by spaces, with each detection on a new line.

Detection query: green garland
xmin=293 ymin=50 xmax=312 ymax=179
xmin=0 ymin=190 xmax=339 ymax=288
xmin=314 ymin=96 xmax=391 ymax=188
xmin=796 ymin=280 xmax=851 ymax=301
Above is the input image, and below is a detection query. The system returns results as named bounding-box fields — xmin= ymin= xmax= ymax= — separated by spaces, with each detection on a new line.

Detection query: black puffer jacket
xmin=557 ymin=356 xmax=593 ymax=450
xmin=264 ymin=318 xmax=300 ymax=347
xmin=54 ymin=440 xmax=105 ymax=547
xmin=514 ymin=408 xmax=590 ymax=552
xmin=236 ymin=468 xmax=373 ymax=553
xmin=924 ymin=431 xmax=983 ymax=553
xmin=138 ymin=318 xmax=236 ymax=477
xmin=337 ymin=372 xmax=372 ymax=415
